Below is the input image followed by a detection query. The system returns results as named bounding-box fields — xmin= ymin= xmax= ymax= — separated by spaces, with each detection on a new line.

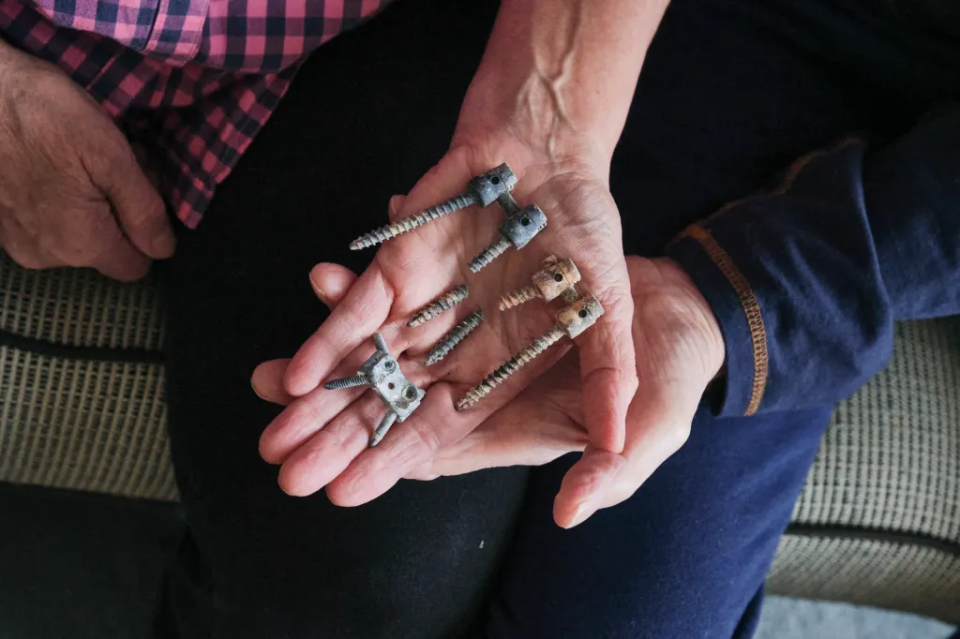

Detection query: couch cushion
xmin=0 ymin=251 xmax=175 ymax=500
xmin=768 ymin=318 xmax=960 ymax=623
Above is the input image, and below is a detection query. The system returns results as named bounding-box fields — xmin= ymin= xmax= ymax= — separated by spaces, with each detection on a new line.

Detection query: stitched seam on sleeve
xmin=682 ymin=224 xmax=768 ymax=416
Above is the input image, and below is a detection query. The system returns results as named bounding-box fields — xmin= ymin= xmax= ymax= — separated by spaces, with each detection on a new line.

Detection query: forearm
xmin=665 ymin=106 xmax=960 ymax=416
xmin=464 ymin=0 xmax=670 ymax=162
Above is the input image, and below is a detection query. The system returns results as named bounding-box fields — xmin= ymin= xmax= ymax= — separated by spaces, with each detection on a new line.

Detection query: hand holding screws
xmin=425 ymin=309 xmax=485 ymax=366
xmin=407 ymin=285 xmax=469 ymax=328
xmin=350 ymin=164 xmax=518 ymax=250
xmin=323 ymin=333 xmax=425 ymax=447
xmin=499 ymin=256 xmax=582 ymax=310
xmin=456 ymin=296 xmax=604 ymax=411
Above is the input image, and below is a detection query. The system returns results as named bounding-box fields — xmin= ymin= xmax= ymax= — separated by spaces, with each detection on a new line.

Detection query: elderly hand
xmin=257 ymin=128 xmax=637 ymax=506
xmin=254 ymin=255 xmax=724 ymax=527
xmin=0 ymin=41 xmax=173 ymax=280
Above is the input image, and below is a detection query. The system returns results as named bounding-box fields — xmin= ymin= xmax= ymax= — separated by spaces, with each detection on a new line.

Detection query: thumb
xmin=309 ymin=263 xmax=359 ymax=309
xmin=81 ymin=127 xmax=175 ymax=260
xmin=553 ymin=379 xmax=700 ymax=528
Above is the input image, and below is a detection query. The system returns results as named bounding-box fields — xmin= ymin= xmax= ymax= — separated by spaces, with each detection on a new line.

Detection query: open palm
xmin=258 ymin=129 xmax=638 ymax=505
xmin=254 ymin=256 xmax=724 ymax=527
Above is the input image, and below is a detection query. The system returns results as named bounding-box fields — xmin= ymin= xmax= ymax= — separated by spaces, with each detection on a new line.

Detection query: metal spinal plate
xmin=359 ymin=351 xmax=424 ymax=422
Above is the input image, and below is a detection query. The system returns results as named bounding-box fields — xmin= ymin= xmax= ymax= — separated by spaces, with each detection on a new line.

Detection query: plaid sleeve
xmin=28 ymin=0 xmax=207 ymax=60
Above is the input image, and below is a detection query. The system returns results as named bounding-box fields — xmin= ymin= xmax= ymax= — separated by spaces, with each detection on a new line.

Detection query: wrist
xmin=656 ymin=257 xmax=727 ymax=381
xmin=458 ymin=0 xmax=668 ymax=165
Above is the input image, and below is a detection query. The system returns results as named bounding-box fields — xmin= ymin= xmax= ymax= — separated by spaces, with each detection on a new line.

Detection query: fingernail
xmin=251 ymin=377 xmax=270 ymax=402
xmin=389 ymin=194 xmax=406 ymax=216
xmin=153 ymin=227 xmax=177 ymax=258
xmin=308 ymin=271 xmax=328 ymax=305
xmin=566 ymin=497 xmax=600 ymax=529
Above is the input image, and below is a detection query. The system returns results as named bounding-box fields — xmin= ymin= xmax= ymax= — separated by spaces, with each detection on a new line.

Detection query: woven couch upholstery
xmin=1 ymin=250 xmax=958 ymax=623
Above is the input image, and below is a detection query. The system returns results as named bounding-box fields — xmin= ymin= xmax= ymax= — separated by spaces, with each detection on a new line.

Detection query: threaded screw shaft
xmin=469 ymin=235 xmax=512 ymax=273
xmin=372 ymin=332 xmax=388 ymax=354
xmin=498 ymin=285 xmax=541 ymax=310
xmin=324 ymin=374 xmax=369 ymax=390
xmin=425 ymin=309 xmax=485 ymax=366
xmin=407 ymin=285 xmax=470 ymax=328
xmin=370 ymin=411 xmax=398 ymax=447
xmin=456 ymin=326 xmax=565 ymax=410
xmin=350 ymin=193 xmax=478 ymax=250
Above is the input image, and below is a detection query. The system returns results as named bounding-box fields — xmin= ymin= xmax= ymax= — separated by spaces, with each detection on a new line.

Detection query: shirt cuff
xmin=665 ymin=224 xmax=768 ymax=418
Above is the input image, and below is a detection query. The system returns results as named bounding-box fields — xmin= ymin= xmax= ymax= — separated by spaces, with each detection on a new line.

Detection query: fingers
xmin=277 ymin=392 xmax=386 ymax=496
xmin=283 ymin=264 xmax=395 ymax=396
xmin=577 ymin=278 xmax=638 ymax=454
xmin=252 ymin=359 xmax=295 ymax=406
xmin=80 ymin=125 xmax=175 ymax=260
xmin=308 ymin=262 xmax=358 ymax=307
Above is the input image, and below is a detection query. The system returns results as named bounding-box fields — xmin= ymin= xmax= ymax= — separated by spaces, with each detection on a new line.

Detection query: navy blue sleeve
xmin=664 ymin=105 xmax=960 ymax=417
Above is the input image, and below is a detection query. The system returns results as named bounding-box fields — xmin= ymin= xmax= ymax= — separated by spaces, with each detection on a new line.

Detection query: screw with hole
xmin=499 ymin=256 xmax=582 ymax=310
xmin=322 ymin=332 xmax=425 ymax=447
xmin=469 ymin=203 xmax=548 ymax=273
xmin=350 ymin=164 xmax=518 ymax=250
xmin=456 ymin=297 xmax=604 ymax=410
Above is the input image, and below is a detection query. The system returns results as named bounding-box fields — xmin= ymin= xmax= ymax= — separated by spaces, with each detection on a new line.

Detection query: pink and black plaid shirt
xmin=0 ymin=0 xmax=388 ymax=227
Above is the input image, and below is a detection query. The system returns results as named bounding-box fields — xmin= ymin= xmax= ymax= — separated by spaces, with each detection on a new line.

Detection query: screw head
xmin=403 ymin=386 xmax=418 ymax=401
xmin=383 ymin=360 xmax=397 ymax=372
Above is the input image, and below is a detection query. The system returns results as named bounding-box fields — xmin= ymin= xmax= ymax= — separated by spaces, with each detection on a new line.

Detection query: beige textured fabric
xmin=0 ymin=251 xmax=174 ymax=500
xmin=0 ymin=252 xmax=163 ymax=349
xmin=768 ymin=535 xmax=960 ymax=624
xmin=0 ymin=345 xmax=177 ymax=500
xmin=769 ymin=318 xmax=960 ymax=622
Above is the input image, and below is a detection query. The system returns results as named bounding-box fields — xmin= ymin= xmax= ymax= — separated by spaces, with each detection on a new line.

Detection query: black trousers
xmin=157 ymin=0 xmax=960 ymax=637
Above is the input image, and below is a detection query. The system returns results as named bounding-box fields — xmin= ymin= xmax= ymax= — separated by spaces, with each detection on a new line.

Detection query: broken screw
xmin=407 ymin=285 xmax=470 ymax=328
xmin=424 ymin=308 xmax=485 ymax=366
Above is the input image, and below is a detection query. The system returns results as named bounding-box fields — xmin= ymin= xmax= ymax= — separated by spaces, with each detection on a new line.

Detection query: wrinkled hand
xmin=254 ymin=255 xmax=724 ymax=527
xmin=0 ymin=41 xmax=173 ymax=280
xmin=256 ymin=120 xmax=638 ymax=506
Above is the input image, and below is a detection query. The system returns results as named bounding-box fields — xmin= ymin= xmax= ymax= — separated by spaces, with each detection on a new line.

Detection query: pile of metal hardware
xmin=328 ymin=164 xmax=603 ymax=446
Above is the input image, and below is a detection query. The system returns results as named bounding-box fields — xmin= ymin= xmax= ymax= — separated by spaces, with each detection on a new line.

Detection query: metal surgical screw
xmin=499 ymin=256 xmax=582 ymax=310
xmin=350 ymin=164 xmax=518 ymax=250
xmin=322 ymin=332 xmax=425 ymax=447
xmin=407 ymin=285 xmax=469 ymax=328
xmin=456 ymin=296 xmax=604 ymax=410
xmin=469 ymin=204 xmax=548 ymax=273
xmin=425 ymin=309 xmax=485 ymax=366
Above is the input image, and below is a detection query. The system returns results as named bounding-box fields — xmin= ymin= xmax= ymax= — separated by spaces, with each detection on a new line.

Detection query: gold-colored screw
xmin=456 ymin=296 xmax=605 ymax=411
xmin=498 ymin=256 xmax=582 ymax=310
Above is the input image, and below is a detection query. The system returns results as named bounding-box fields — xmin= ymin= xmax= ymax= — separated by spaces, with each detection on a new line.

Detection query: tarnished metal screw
xmin=323 ymin=374 xmax=369 ymax=390
xmin=456 ymin=296 xmax=604 ymax=410
xmin=499 ymin=256 xmax=582 ymax=310
xmin=455 ymin=326 xmax=565 ymax=410
xmin=425 ymin=309 xmax=485 ymax=366
xmin=469 ymin=204 xmax=548 ymax=273
xmin=322 ymin=332 xmax=425 ymax=447
xmin=408 ymin=285 xmax=469 ymax=328
xmin=350 ymin=164 xmax=517 ymax=250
